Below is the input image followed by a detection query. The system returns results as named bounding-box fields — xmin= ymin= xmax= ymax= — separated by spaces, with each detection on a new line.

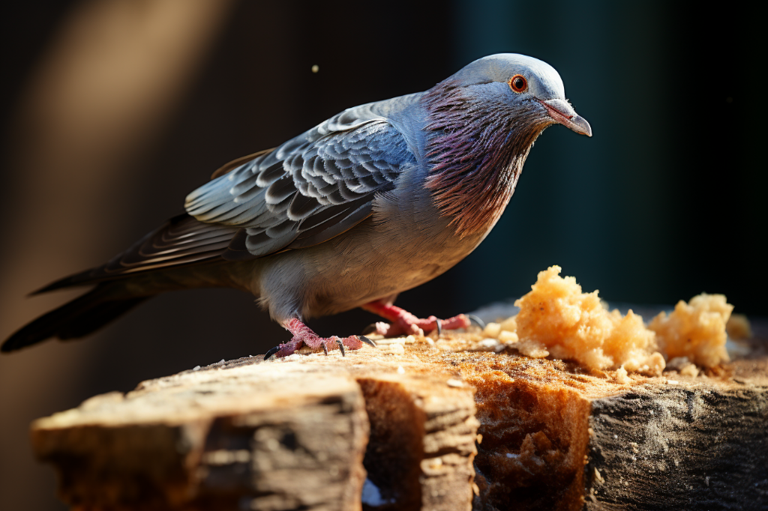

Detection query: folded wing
xmin=185 ymin=106 xmax=416 ymax=260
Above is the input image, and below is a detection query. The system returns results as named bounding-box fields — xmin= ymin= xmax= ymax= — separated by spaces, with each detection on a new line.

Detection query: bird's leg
xmin=361 ymin=301 xmax=473 ymax=337
xmin=264 ymin=318 xmax=376 ymax=360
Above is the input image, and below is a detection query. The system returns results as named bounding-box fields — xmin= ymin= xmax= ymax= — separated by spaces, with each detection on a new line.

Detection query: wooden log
xmin=31 ymin=321 xmax=768 ymax=511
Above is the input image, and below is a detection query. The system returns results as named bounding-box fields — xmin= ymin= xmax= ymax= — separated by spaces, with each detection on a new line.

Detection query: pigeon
xmin=1 ymin=53 xmax=591 ymax=358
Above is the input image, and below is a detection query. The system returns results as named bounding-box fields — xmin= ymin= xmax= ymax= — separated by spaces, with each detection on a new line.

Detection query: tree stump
xmin=31 ymin=317 xmax=768 ymax=511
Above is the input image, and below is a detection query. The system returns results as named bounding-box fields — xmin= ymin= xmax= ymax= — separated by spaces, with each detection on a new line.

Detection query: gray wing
xmin=39 ymin=97 xmax=422 ymax=290
xmin=185 ymin=104 xmax=417 ymax=260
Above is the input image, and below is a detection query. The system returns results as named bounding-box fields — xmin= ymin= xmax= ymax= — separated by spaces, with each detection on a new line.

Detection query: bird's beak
xmin=539 ymin=98 xmax=592 ymax=137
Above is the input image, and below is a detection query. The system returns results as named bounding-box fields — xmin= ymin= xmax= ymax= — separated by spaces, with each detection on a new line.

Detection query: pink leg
xmin=264 ymin=318 xmax=375 ymax=359
xmin=361 ymin=301 xmax=473 ymax=337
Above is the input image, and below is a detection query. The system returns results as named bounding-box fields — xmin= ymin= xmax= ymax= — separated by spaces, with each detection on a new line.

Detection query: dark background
xmin=1 ymin=1 xmax=765 ymax=509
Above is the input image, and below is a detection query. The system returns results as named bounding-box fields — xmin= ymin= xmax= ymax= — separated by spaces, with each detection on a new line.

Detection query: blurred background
xmin=0 ymin=1 xmax=765 ymax=509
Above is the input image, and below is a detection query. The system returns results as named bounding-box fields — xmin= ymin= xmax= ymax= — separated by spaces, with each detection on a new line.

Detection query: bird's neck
xmin=422 ymin=81 xmax=545 ymax=238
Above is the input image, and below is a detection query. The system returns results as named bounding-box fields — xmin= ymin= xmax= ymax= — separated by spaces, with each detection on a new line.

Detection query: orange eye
xmin=509 ymin=74 xmax=527 ymax=93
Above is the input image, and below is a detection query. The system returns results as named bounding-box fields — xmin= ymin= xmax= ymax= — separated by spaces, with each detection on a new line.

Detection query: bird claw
xmin=336 ymin=338 xmax=346 ymax=356
xmin=360 ymin=335 xmax=377 ymax=347
xmin=362 ymin=323 xmax=378 ymax=335
xmin=467 ymin=314 xmax=485 ymax=329
xmin=434 ymin=318 xmax=442 ymax=337
xmin=264 ymin=345 xmax=280 ymax=361
xmin=322 ymin=341 xmax=329 ymax=356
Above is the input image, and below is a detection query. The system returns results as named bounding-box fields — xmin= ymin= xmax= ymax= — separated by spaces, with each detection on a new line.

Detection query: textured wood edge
xmin=29 ymin=322 xmax=768 ymax=511
xmin=585 ymin=378 xmax=768 ymax=510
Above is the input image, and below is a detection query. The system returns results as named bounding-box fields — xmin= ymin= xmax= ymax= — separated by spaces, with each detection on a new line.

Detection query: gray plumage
xmin=2 ymin=53 xmax=591 ymax=354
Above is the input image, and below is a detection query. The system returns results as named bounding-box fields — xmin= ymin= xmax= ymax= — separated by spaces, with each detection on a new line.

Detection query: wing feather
xmin=37 ymin=94 xmax=424 ymax=290
xmin=185 ymin=106 xmax=417 ymax=259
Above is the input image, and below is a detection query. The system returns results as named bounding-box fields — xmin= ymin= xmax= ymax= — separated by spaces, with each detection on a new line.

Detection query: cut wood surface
xmin=31 ymin=314 xmax=768 ymax=511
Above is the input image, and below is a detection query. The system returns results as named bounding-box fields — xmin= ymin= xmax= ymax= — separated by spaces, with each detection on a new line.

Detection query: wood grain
xmin=30 ymin=322 xmax=768 ymax=510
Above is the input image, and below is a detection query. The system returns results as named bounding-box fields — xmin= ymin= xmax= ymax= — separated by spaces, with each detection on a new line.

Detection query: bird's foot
xmin=264 ymin=318 xmax=376 ymax=360
xmin=362 ymin=302 xmax=485 ymax=338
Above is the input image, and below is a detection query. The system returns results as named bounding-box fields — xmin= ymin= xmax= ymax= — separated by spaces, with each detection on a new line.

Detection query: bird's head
xmin=423 ymin=53 xmax=591 ymax=237
xmin=445 ymin=53 xmax=591 ymax=137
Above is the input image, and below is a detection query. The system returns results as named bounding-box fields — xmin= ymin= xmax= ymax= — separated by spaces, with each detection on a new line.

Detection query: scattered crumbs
xmin=377 ymin=337 xmax=406 ymax=346
xmin=446 ymin=378 xmax=463 ymax=388
xmin=397 ymin=366 xmax=405 ymax=374
xmin=615 ymin=367 xmax=630 ymax=384
xmin=613 ymin=434 xmax=618 ymax=440
xmin=425 ymin=338 xmax=435 ymax=346
xmin=428 ymin=458 xmax=443 ymax=469
xmin=311 ymin=64 xmax=319 ymax=73
xmin=667 ymin=380 xmax=680 ymax=385
xmin=387 ymin=343 xmax=405 ymax=355
xmin=649 ymin=294 xmax=732 ymax=367
xmin=479 ymin=339 xmax=499 ymax=349
xmin=679 ymin=364 xmax=699 ymax=377
xmin=588 ymin=427 xmax=595 ymax=437
xmin=193 ymin=365 xmax=201 ymax=371
xmin=404 ymin=335 xmax=417 ymax=344
xmin=630 ymin=442 xmax=639 ymax=454
xmin=483 ymin=322 xmax=501 ymax=338
xmin=594 ymin=468 xmax=605 ymax=484
xmin=498 ymin=330 xmax=518 ymax=343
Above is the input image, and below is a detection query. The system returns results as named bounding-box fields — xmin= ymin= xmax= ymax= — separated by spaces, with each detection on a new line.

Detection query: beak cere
xmin=539 ymin=99 xmax=592 ymax=137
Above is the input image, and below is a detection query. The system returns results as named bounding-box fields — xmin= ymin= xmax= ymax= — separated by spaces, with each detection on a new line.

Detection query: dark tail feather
xmin=1 ymin=286 xmax=150 ymax=353
xmin=30 ymin=267 xmax=101 ymax=296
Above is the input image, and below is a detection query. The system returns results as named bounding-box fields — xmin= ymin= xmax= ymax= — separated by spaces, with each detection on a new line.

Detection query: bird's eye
xmin=509 ymin=74 xmax=528 ymax=93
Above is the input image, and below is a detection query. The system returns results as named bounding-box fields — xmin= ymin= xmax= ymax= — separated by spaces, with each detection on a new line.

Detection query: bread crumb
xmin=499 ymin=316 xmax=517 ymax=332
xmin=477 ymin=339 xmax=500 ymax=351
xmin=648 ymin=294 xmax=732 ymax=367
xmin=516 ymin=340 xmax=549 ymax=358
xmin=594 ymin=468 xmax=605 ymax=484
xmin=726 ymin=313 xmax=752 ymax=340
xmin=667 ymin=356 xmax=692 ymax=371
xmin=446 ymin=379 xmax=463 ymax=388
xmin=483 ymin=322 xmax=501 ymax=338
xmin=614 ymin=367 xmax=630 ymax=384
xmin=498 ymin=330 xmax=519 ymax=344
xmin=679 ymin=364 xmax=699 ymax=377
xmin=483 ymin=266 xmax=734 ymax=374
xmin=513 ymin=266 xmax=662 ymax=374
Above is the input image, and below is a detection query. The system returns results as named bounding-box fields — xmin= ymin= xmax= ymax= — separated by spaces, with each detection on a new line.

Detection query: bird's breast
xmin=255 ymin=173 xmax=493 ymax=321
